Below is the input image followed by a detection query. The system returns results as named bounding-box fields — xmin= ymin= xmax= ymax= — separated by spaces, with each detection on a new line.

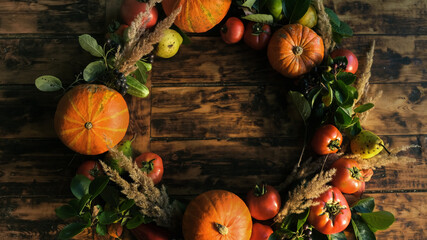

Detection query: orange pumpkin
xmin=54 ymin=84 xmax=129 ymax=155
xmin=162 ymin=0 xmax=231 ymax=33
xmin=267 ymin=24 xmax=324 ymax=78
xmin=182 ymin=190 xmax=252 ymax=240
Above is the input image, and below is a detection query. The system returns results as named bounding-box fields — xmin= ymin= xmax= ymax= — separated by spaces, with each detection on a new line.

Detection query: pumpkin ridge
xmin=202 ymin=193 xmax=223 ymax=226
xmin=63 ymin=115 xmax=84 ymax=125
xmin=92 ymin=108 xmax=129 ymax=124
xmin=60 ymin=126 xmax=84 ymax=135
xmin=87 ymin=89 xmax=94 ymax=120
xmin=95 ymin=127 xmax=127 ymax=133
xmin=67 ymin=93 xmax=87 ymax=122
xmin=67 ymin=129 xmax=86 ymax=148
xmin=86 ymin=129 xmax=92 ymax=155
xmin=91 ymin=90 xmax=117 ymax=122
xmin=300 ymin=27 xmax=316 ymax=48
xmin=197 ymin=0 xmax=215 ymax=25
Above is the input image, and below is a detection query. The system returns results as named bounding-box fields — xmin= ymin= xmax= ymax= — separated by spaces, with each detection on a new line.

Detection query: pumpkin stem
xmin=293 ymin=46 xmax=304 ymax=56
xmin=85 ymin=122 xmax=93 ymax=130
xmin=214 ymin=223 xmax=229 ymax=235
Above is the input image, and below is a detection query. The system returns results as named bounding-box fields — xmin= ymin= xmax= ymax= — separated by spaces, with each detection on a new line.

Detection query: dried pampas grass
xmin=355 ymin=145 xmax=420 ymax=170
xmin=313 ymin=0 xmax=334 ymax=53
xmin=274 ymin=168 xmax=336 ymax=223
xmin=100 ymin=147 xmax=174 ymax=228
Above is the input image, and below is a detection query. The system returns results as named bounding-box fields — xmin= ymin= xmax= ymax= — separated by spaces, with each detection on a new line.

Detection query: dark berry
xmin=113 ymin=69 xmax=119 ymax=75
xmin=118 ymin=73 xmax=125 ymax=79
xmin=303 ymin=224 xmax=310 ymax=231
xmin=305 ymin=229 xmax=312 ymax=236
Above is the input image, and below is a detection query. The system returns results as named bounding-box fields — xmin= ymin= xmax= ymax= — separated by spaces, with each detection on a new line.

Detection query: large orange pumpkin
xmin=162 ymin=0 xmax=231 ymax=33
xmin=267 ymin=24 xmax=324 ymax=78
xmin=54 ymin=84 xmax=129 ymax=155
xmin=182 ymin=190 xmax=252 ymax=240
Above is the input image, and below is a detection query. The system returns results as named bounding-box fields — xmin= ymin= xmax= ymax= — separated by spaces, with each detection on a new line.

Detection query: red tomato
xmin=330 ymin=48 xmax=359 ymax=74
xmin=311 ymin=124 xmax=343 ymax=155
xmin=246 ymin=184 xmax=281 ymax=221
xmin=134 ymin=152 xmax=163 ymax=185
xmin=308 ymin=187 xmax=351 ymax=235
xmin=120 ymin=0 xmax=158 ymax=28
xmin=330 ymin=158 xmax=363 ymax=194
xmin=108 ymin=223 xmax=123 ymax=238
xmin=221 ymin=17 xmax=245 ymax=44
xmin=243 ymin=22 xmax=271 ymax=50
xmin=76 ymin=160 xmax=103 ymax=181
xmin=130 ymin=222 xmax=171 ymax=240
xmin=250 ymin=222 xmax=273 ymax=240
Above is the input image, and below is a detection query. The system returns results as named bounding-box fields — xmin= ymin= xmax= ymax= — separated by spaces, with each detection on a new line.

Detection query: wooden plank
xmin=362 ymin=83 xmax=426 ymax=135
xmin=150 ymin=86 xmax=302 ymax=138
xmin=324 ymin=0 xmax=427 ymax=35
xmin=1 ymin=36 xmax=425 ymax=85
xmin=0 ymin=0 xmax=106 ymax=34
xmin=151 ymin=36 xmax=427 ymax=85
xmin=0 ymin=38 xmax=103 ymax=85
xmin=0 ymin=134 xmax=423 ymax=197
xmin=367 ymin=192 xmax=427 ymax=240
xmin=0 ymin=82 xmax=424 ymax=139
xmin=0 ymin=192 xmax=424 ymax=239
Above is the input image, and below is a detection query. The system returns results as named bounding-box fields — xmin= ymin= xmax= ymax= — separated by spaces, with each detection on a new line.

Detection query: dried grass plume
xmin=100 ymin=147 xmax=174 ymax=228
xmin=313 ymin=0 xmax=334 ymax=53
xmin=355 ymin=145 xmax=419 ymax=170
xmin=274 ymin=168 xmax=336 ymax=223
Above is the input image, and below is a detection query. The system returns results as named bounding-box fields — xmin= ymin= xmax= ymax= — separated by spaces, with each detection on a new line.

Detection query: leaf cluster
xmin=35 ymin=34 xmax=151 ymax=98
xmin=238 ymin=0 xmax=311 ymax=25
xmin=324 ymin=8 xmax=353 ymax=43
xmin=55 ymin=174 xmax=149 ymax=239
xmin=269 ymin=210 xmax=310 ymax=240
xmin=306 ymin=56 xmax=374 ymax=137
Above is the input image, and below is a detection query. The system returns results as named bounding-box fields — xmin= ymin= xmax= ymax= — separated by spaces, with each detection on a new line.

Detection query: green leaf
xmin=352 ymin=197 xmax=375 ymax=213
xmin=342 ymin=85 xmax=357 ymax=108
xmin=77 ymin=194 xmax=92 ymax=214
xmin=126 ymin=213 xmax=149 ymax=229
xmin=281 ymin=213 xmax=296 ymax=229
xmin=348 ymin=118 xmax=362 ymax=137
xmin=119 ymin=199 xmax=135 ymax=212
xmin=89 ymin=175 xmax=109 ymax=200
xmin=296 ymin=209 xmax=309 ymax=231
xmin=307 ymin=86 xmax=323 ymax=107
xmin=285 ymin=0 xmax=311 ymax=23
xmin=354 ymin=103 xmax=375 ymax=113
xmin=83 ymin=60 xmax=106 ymax=82
xmin=289 ymin=91 xmax=311 ymax=123
xmin=78 ymin=34 xmax=105 ymax=57
xmin=242 ymin=14 xmax=274 ymax=24
xmin=101 ymin=185 xmax=120 ymax=206
xmin=58 ymin=222 xmax=88 ymax=240
xmin=352 ymin=215 xmax=376 ymax=240
xmin=268 ymin=232 xmax=282 ymax=240
xmin=96 ymin=223 xmax=108 ymax=236
xmin=335 ymin=21 xmax=353 ymax=37
xmin=55 ymin=205 xmax=78 ymax=220
xmin=68 ymin=199 xmax=79 ymax=210
xmin=361 ymin=211 xmax=395 ymax=231
xmin=334 ymin=80 xmax=350 ymax=106
xmin=332 ymin=31 xmax=344 ymax=44
xmin=335 ymin=107 xmax=352 ymax=127
xmin=330 ymin=232 xmax=347 ymax=240
xmin=71 ymin=175 xmax=91 ymax=199
xmin=98 ymin=210 xmax=120 ymax=225
xmin=337 ymin=71 xmax=357 ymax=85
xmin=242 ymin=0 xmax=256 ymax=8
xmin=35 ymin=75 xmax=63 ymax=92
xmin=322 ymin=71 xmax=335 ymax=83
xmin=325 ymin=8 xmax=340 ymax=27
xmin=322 ymin=83 xmax=333 ymax=107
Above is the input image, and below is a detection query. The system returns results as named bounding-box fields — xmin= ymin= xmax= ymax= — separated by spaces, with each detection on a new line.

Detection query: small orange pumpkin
xmin=182 ymin=190 xmax=252 ymax=240
xmin=267 ymin=24 xmax=324 ymax=78
xmin=162 ymin=0 xmax=231 ymax=33
xmin=54 ymin=84 xmax=129 ymax=155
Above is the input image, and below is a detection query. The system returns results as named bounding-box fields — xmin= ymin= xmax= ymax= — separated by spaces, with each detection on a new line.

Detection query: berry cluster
xmin=113 ymin=69 xmax=128 ymax=95
xmin=303 ymin=224 xmax=313 ymax=240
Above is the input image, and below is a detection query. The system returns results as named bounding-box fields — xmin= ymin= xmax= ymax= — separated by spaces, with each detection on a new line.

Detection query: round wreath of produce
xmin=34 ymin=0 xmax=420 ymax=239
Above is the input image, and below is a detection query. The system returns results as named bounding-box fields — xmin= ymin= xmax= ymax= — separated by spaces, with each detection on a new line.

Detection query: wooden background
xmin=0 ymin=0 xmax=425 ymax=239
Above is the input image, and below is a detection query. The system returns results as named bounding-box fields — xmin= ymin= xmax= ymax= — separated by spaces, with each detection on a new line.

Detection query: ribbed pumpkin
xmin=182 ymin=190 xmax=252 ymax=240
xmin=54 ymin=84 xmax=129 ymax=155
xmin=162 ymin=0 xmax=231 ymax=33
xmin=267 ymin=24 xmax=324 ymax=78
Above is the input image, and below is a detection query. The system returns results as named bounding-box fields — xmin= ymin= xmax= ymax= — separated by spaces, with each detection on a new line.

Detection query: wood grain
xmin=324 ymin=0 xmax=427 ymax=35
xmin=0 ymin=0 xmax=106 ymax=34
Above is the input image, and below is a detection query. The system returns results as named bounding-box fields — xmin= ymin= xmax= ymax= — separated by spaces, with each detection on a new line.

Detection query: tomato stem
xmin=140 ymin=159 xmax=155 ymax=173
xmin=254 ymin=183 xmax=267 ymax=197
xmin=328 ymin=139 xmax=341 ymax=151
xmin=348 ymin=166 xmax=362 ymax=180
